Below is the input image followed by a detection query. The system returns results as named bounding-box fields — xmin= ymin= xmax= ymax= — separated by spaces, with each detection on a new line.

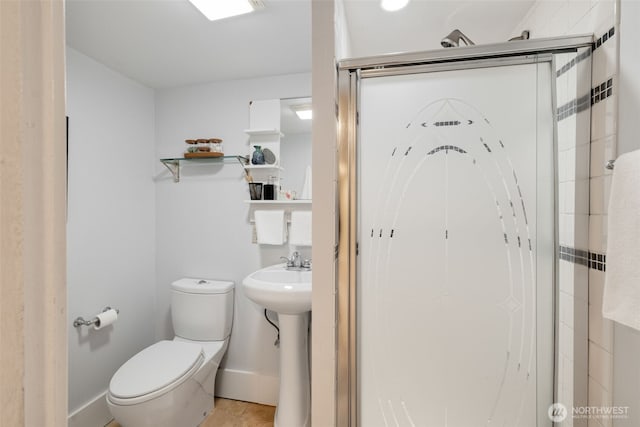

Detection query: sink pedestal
xmin=275 ymin=312 xmax=310 ymax=427
xmin=241 ymin=263 xmax=312 ymax=427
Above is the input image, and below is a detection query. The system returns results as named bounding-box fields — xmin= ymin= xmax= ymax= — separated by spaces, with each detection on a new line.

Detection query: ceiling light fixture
xmin=380 ymin=0 xmax=409 ymax=12
xmin=188 ymin=0 xmax=264 ymax=21
xmin=291 ymin=104 xmax=312 ymax=120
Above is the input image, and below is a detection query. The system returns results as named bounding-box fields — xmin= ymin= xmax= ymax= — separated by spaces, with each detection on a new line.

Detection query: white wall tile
xmin=575 ymin=264 xmax=590 ymax=302
xmin=591 ymin=91 xmax=618 ymax=141
xmin=590 ymin=306 xmax=614 ymax=353
xmin=575 ymin=296 xmax=590 ymax=342
xmin=562 ymin=322 xmax=575 ymax=361
xmin=590 ymin=0 xmax=617 ymax=34
xmin=564 ymin=355 xmax=575 ymax=403
xmin=565 ymin=181 xmax=576 ymax=214
xmin=603 ymin=135 xmax=616 ymax=176
xmin=575 ymin=213 xmax=590 ymax=248
xmin=565 ymin=213 xmax=576 ymax=246
xmin=589 ymin=268 xmax=606 ymax=308
xmin=560 ymin=259 xmax=576 ymax=296
xmin=569 ymin=0 xmax=591 ymax=29
xmin=588 ymin=376 xmax=613 ymax=425
xmin=562 ymin=291 xmax=576 ymax=328
xmin=591 ymin=136 xmax=616 ymax=178
xmin=590 ymin=176 xmax=605 ymax=214
xmin=566 ymin=147 xmax=577 ymax=181
xmin=589 ymin=214 xmax=608 ymax=252
xmin=592 ymin=35 xmax=618 ymax=86
xmin=589 ymin=342 xmax=613 ymax=391
xmin=576 ymin=108 xmax=592 ymax=146
xmin=576 ymin=179 xmax=590 ymax=215
xmin=575 ymin=144 xmax=591 ymax=180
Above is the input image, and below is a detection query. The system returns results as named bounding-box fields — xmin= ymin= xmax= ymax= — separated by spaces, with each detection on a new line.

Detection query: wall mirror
xmin=280 ymin=96 xmax=312 ymax=199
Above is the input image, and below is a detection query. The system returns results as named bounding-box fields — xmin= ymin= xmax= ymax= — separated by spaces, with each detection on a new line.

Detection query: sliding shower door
xmin=354 ymin=61 xmax=555 ymax=426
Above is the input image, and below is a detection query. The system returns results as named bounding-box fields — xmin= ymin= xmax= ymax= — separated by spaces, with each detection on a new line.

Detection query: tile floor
xmin=106 ymin=397 xmax=275 ymax=427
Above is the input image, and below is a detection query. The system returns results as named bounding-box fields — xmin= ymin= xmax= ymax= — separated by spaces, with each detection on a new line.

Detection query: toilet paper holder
xmin=73 ymin=306 xmax=119 ymax=328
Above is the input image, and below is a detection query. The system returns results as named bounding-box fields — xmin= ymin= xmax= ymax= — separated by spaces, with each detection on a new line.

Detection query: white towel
xmin=301 ymin=165 xmax=312 ymax=199
xmin=254 ymin=210 xmax=286 ymax=245
xmin=602 ymin=149 xmax=640 ymax=330
xmin=289 ymin=211 xmax=312 ymax=246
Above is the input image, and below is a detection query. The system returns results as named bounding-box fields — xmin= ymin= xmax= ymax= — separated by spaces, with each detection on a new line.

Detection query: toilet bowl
xmin=107 ymin=278 xmax=234 ymax=427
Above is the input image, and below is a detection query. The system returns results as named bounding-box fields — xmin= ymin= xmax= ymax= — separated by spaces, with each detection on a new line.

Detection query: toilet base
xmin=107 ymin=359 xmax=219 ymax=427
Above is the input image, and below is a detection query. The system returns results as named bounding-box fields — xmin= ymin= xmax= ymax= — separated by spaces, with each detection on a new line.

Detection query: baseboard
xmin=68 ymin=391 xmax=113 ymax=427
xmin=215 ymin=368 xmax=279 ymax=406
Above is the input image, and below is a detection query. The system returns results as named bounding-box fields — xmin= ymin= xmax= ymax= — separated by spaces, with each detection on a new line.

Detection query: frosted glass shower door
xmin=357 ymin=63 xmax=554 ymax=427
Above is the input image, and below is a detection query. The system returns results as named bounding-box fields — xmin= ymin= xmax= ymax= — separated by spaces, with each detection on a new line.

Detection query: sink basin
xmin=242 ymin=263 xmax=311 ymax=314
xmin=242 ymin=263 xmax=312 ymax=427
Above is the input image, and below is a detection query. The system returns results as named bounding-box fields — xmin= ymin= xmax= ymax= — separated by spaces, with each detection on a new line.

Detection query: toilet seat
xmin=108 ymin=340 xmax=204 ymax=406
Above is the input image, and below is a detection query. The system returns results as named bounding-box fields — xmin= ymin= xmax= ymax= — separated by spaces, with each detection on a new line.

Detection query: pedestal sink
xmin=242 ymin=264 xmax=311 ymax=427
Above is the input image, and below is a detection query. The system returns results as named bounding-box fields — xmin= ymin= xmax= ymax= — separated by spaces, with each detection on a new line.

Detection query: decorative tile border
xmin=557 ymin=93 xmax=591 ymax=121
xmin=556 ymin=49 xmax=592 ymax=78
xmin=559 ymin=245 xmax=606 ymax=271
xmin=592 ymin=78 xmax=613 ymax=105
xmin=589 ymin=251 xmax=607 ymax=272
xmin=555 ymin=26 xmax=614 ymax=79
xmin=593 ymin=27 xmax=615 ymax=52
xmin=556 ymin=76 xmax=615 ymax=122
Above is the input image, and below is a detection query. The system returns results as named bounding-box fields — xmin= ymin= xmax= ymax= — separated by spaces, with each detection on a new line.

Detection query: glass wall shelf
xmin=160 ymin=155 xmax=248 ymax=183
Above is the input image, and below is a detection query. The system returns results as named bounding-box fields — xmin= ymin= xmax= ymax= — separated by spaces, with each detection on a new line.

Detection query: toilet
xmin=107 ymin=278 xmax=234 ymax=427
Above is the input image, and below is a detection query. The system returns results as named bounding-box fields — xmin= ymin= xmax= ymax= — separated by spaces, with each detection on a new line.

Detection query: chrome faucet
xmin=280 ymin=251 xmax=311 ymax=270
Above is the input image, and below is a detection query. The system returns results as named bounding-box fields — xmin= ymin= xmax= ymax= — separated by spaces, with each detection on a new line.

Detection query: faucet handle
xmin=302 ymin=259 xmax=312 ymax=269
xmin=280 ymin=256 xmax=294 ymax=267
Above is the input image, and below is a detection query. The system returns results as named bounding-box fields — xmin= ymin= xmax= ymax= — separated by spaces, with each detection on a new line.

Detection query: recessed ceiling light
xmin=188 ymin=0 xmax=264 ymax=21
xmin=291 ymin=104 xmax=312 ymax=120
xmin=380 ymin=0 xmax=409 ymax=12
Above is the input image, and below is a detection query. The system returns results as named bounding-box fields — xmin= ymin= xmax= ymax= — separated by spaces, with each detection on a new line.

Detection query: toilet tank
xmin=170 ymin=278 xmax=234 ymax=341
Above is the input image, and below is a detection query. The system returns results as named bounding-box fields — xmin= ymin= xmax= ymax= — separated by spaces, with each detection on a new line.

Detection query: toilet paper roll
xmin=94 ymin=308 xmax=118 ymax=330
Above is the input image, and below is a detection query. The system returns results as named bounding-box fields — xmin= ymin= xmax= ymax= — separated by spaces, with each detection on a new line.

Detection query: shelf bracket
xmin=161 ymin=159 xmax=180 ymax=183
xmin=236 ymin=155 xmax=249 ymax=168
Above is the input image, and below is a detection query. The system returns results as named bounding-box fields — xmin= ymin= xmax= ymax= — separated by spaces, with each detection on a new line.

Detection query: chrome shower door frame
xmin=336 ymin=35 xmax=593 ymax=427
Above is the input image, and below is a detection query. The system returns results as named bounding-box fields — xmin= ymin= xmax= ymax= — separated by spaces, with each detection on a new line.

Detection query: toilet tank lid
xmin=171 ymin=278 xmax=234 ymax=294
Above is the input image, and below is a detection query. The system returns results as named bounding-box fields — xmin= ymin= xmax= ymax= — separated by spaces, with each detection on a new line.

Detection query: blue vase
xmin=251 ymin=146 xmax=265 ymax=165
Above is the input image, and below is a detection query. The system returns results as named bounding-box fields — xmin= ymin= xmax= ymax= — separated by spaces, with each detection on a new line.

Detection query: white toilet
xmin=107 ymin=278 xmax=234 ymax=427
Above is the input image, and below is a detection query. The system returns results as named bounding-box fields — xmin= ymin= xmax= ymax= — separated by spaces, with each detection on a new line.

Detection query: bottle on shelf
xmin=251 ymin=146 xmax=265 ymax=165
xmin=264 ymin=176 xmax=276 ymax=200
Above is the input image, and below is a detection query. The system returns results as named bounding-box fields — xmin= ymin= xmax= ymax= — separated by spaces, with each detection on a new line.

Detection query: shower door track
xmin=336 ymin=34 xmax=593 ymax=427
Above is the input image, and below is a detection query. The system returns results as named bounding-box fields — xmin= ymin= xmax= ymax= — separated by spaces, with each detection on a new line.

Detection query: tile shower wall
xmin=514 ymin=2 xmax=619 ymax=426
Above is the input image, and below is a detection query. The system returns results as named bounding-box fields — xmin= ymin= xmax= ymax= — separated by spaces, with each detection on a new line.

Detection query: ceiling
xmin=65 ymin=0 xmax=312 ymax=88
xmin=66 ymin=0 xmax=535 ymax=89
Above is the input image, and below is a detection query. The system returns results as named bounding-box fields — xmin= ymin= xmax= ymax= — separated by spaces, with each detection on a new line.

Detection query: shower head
xmin=441 ymin=29 xmax=475 ymax=48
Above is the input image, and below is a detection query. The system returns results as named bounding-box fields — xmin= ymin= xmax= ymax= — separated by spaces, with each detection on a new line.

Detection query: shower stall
xmin=337 ymin=36 xmax=593 ymax=426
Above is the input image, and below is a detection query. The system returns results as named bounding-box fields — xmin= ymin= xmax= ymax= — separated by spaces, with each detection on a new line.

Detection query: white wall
xmin=66 ymin=47 xmax=157 ymax=420
xmin=154 ymin=72 xmax=311 ymax=404
xmin=515 ymin=2 xmax=619 ymax=426
xmin=613 ymin=2 xmax=640 ymax=426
